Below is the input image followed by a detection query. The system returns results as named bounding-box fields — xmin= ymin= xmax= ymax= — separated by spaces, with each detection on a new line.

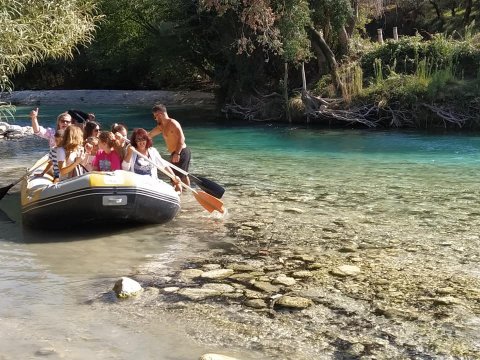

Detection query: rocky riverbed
xmin=3 ymin=91 xmax=478 ymax=359
xmin=96 ymin=189 xmax=480 ymax=360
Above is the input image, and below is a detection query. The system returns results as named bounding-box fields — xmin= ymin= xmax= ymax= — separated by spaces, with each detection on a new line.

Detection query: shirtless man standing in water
xmin=148 ymin=104 xmax=191 ymax=186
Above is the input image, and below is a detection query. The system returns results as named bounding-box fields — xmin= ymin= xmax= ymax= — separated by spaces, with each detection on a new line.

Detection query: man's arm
xmin=171 ymin=120 xmax=186 ymax=155
xmin=148 ymin=126 xmax=162 ymax=138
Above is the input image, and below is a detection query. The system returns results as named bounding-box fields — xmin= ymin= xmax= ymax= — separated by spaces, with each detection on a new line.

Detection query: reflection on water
xmin=1 ymin=109 xmax=480 ymax=358
xmin=0 ymin=201 xmax=220 ymax=359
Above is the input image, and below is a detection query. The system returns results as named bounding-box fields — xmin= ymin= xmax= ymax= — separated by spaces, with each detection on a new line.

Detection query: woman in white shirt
xmin=57 ymin=125 xmax=86 ymax=180
xmin=122 ymin=128 xmax=181 ymax=192
xmin=30 ymin=108 xmax=72 ymax=148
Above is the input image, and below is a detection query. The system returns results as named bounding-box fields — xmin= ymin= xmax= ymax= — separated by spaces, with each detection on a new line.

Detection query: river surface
xmin=0 ymin=105 xmax=479 ymax=359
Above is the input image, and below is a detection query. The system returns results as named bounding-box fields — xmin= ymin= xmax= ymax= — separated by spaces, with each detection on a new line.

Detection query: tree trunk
xmin=307 ymin=27 xmax=346 ymax=97
xmin=429 ymin=0 xmax=442 ymax=20
xmin=284 ymin=62 xmax=291 ymax=123
xmin=312 ymin=41 xmax=328 ymax=76
xmin=346 ymin=0 xmax=359 ymax=37
xmin=338 ymin=26 xmax=349 ymax=56
xmin=451 ymin=0 xmax=456 ymax=17
xmin=301 ymin=62 xmax=307 ymax=92
xmin=429 ymin=0 xmax=445 ymax=30
xmin=464 ymin=0 xmax=472 ymax=25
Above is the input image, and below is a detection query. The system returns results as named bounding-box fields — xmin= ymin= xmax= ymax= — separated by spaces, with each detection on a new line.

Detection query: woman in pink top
xmin=92 ymin=131 xmax=122 ymax=171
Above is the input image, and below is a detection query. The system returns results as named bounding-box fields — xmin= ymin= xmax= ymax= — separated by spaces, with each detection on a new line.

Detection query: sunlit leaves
xmin=0 ymin=0 xmax=101 ymax=91
xmin=277 ymin=0 xmax=312 ymax=62
xmin=202 ymin=0 xmax=282 ymax=56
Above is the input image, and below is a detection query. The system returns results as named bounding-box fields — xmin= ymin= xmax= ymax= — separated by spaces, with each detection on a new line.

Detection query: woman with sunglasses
xmin=30 ymin=107 xmax=72 ymax=148
xmin=83 ymin=120 xmax=101 ymax=141
xmin=122 ymin=128 xmax=182 ymax=193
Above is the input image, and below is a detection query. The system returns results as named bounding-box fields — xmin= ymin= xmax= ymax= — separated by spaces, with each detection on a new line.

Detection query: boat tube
xmin=21 ymin=158 xmax=180 ymax=229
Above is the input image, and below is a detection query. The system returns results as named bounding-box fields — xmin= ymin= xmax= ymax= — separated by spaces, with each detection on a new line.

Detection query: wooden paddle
xmin=162 ymin=158 xmax=225 ymax=199
xmin=128 ymin=147 xmax=225 ymax=214
xmin=121 ymin=138 xmax=225 ymax=198
xmin=0 ymin=157 xmax=49 ymax=201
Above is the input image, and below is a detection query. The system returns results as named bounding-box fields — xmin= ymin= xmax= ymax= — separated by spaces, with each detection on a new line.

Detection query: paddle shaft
xmin=129 ymin=147 xmax=190 ymax=189
xmin=0 ymin=157 xmax=49 ymax=200
xmin=160 ymin=157 xmax=225 ymax=199
xmin=121 ymin=138 xmax=225 ymax=198
xmin=128 ymin=146 xmax=224 ymax=213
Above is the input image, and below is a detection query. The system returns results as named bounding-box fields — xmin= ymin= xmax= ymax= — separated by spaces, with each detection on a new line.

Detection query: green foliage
xmin=360 ymin=33 xmax=480 ymax=82
xmin=359 ymin=73 xmax=429 ymax=105
xmin=0 ymin=0 xmax=100 ymax=81
xmin=337 ymin=62 xmax=363 ymax=102
xmin=276 ymin=0 xmax=312 ymax=63
xmin=310 ymin=0 xmax=351 ymax=32
xmin=14 ymin=0 xmax=217 ymax=90
xmin=312 ymin=74 xmax=336 ymax=98
xmin=0 ymin=0 xmax=100 ymax=119
xmin=373 ymin=58 xmax=384 ymax=85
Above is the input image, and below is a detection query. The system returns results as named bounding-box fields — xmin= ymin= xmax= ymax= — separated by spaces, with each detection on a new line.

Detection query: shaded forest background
xmin=6 ymin=0 xmax=480 ymax=127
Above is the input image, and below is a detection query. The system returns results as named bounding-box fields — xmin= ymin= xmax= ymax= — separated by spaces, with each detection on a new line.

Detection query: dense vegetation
xmin=0 ymin=0 xmax=100 ymax=120
xmin=3 ymin=0 xmax=480 ymax=128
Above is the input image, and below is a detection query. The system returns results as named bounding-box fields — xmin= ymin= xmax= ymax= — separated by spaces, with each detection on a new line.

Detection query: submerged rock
xmin=177 ymin=288 xmax=222 ymax=300
xmin=35 ymin=347 xmax=57 ymax=356
xmin=179 ymin=269 xmax=204 ymax=282
xmin=113 ymin=277 xmax=143 ymax=298
xmin=202 ymin=283 xmax=236 ymax=293
xmin=433 ymin=296 xmax=462 ymax=305
xmin=199 ymin=354 xmax=241 ymax=360
xmin=250 ymin=280 xmax=281 ymax=293
xmin=272 ymin=274 xmax=296 ymax=286
xmin=275 ymin=295 xmax=313 ymax=309
xmin=244 ymin=299 xmax=268 ymax=309
xmin=201 ymin=269 xmax=235 ymax=279
xmin=331 ymin=265 xmax=361 ymax=277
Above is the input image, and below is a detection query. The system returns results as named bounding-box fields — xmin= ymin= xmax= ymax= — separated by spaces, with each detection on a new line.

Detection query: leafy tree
xmin=0 ymin=0 xmax=100 ymax=120
xmin=0 ymin=0 xmax=100 ymax=92
xmin=14 ymin=0 xmax=226 ymax=90
xmin=200 ymin=0 xmax=353 ymax=96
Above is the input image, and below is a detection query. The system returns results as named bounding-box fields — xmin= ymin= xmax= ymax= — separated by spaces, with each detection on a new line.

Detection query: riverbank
xmin=0 ymin=89 xmax=215 ymax=106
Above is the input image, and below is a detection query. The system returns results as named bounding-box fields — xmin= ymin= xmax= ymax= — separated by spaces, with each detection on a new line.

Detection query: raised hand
xmin=29 ymin=107 xmax=39 ymax=119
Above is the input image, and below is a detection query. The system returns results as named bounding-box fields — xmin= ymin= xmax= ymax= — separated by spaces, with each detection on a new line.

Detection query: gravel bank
xmin=0 ymin=89 xmax=215 ymax=106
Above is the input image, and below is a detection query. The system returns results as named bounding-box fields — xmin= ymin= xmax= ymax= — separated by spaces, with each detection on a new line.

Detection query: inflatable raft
xmin=21 ymin=157 xmax=180 ymax=229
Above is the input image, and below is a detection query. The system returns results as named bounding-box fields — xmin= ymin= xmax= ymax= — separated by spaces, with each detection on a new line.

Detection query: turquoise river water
xmin=0 ymin=105 xmax=479 ymax=359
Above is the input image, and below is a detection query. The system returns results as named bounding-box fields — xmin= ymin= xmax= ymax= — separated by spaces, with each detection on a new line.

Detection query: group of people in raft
xmin=30 ymin=104 xmax=191 ymax=194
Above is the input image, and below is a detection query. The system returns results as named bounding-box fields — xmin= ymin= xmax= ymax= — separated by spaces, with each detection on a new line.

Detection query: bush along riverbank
xmin=297 ymin=33 xmax=480 ymax=129
xmin=227 ymin=33 xmax=480 ymax=130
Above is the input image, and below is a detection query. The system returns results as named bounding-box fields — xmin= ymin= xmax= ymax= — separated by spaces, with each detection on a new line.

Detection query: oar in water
xmin=0 ymin=157 xmax=49 ymax=201
xmin=121 ymin=138 xmax=225 ymax=198
xmin=128 ymin=147 xmax=225 ymax=214
xmin=162 ymin=158 xmax=225 ymax=199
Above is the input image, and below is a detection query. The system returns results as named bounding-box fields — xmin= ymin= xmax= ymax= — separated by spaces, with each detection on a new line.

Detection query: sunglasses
xmin=60 ymin=119 xmax=71 ymax=124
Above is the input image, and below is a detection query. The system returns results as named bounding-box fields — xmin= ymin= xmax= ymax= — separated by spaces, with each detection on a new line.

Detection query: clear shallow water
xmin=1 ymin=105 xmax=480 ymax=358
